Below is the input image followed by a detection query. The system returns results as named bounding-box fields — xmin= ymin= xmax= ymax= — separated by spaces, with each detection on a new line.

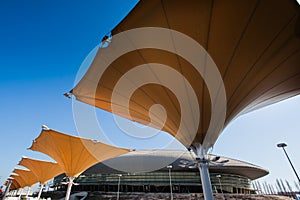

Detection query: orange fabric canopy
xmin=13 ymin=168 xmax=38 ymax=187
xmin=9 ymin=179 xmax=21 ymax=190
xmin=18 ymin=157 xmax=64 ymax=184
xmin=5 ymin=178 xmax=20 ymax=190
xmin=71 ymin=0 xmax=300 ymax=150
xmin=28 ymin=128 xmax=130 ymax=177
xmin=10 ymin=174 xmax=26 ymax=188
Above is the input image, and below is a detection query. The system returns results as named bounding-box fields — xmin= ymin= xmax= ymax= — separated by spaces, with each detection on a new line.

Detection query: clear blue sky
xmin=1 ymin=0 xmax=299 ymax=191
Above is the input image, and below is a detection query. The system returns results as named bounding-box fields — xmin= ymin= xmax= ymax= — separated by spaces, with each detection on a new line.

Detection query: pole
xmin=37 ymin=184 xmax=44 ymax=200
xmin=192 ymin=143 xmax=214 ymax=200
xmin=198 ymin=160 xmax=214 ymax=200
xmin=65 ymin=177 xmax=74 ymax=200
xmin=167 ymin=165 xmax=173 ymax=200
xmin=117 ymin=174 xmax=122 ymax=200
xmin=18 ymin=189 xmax=23 ymax=200
xmin=1 ymin=180 xmax=12 ymax=200
xmin=282 ymin=147 xmax=300 ymax=184
xmin=216 ymin=175 xmax=223 ymax=195
xmin=26 ymin=187 xmax=31 ymax=197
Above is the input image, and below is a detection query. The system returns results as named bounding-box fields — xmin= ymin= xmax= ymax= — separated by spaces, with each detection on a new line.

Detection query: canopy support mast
xmin=37 ymin=184 xmax=44 ymax=200
xmin=65 ymin=177 xmax=74 ymax=200
xmin=192 ymin=143 xmax=214 ymax=200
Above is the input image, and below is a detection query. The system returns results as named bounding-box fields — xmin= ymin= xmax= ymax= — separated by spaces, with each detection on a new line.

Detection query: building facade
xmin=54 ymin=150 xmax=268 ymax=194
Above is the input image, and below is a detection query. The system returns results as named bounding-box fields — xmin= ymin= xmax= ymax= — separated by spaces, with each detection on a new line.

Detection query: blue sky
xmin=1 ymin=0 xmax=299 ymax=191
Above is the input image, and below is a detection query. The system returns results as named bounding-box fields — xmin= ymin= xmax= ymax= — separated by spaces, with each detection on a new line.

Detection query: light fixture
xmin=277 ymin=142 xmax=300 ymax=185
xmin=42 ymin=125 xmax=50 ymax=131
